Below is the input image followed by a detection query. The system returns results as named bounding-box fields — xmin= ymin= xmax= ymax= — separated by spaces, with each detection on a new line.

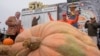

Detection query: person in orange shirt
xmin=48 ymin=12 xmax=79 ymax=25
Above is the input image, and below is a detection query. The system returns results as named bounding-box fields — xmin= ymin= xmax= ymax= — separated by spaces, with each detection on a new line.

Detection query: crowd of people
xmin=0 ymin=12 xmax=23 ymax=42
xmin=0 ymin=3 xmax=100 ymax=49
xmin=30 ymin=3 xmax=100 ymax=49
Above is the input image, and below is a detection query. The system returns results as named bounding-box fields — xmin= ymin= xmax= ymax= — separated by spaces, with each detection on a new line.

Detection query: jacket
xmin=32 ymin=16 xmax=40 ymax=26
xmin=85 ymin=21 xmax=98 ymax=36
xmin=6 ymin=16 xmax=21 ymax=35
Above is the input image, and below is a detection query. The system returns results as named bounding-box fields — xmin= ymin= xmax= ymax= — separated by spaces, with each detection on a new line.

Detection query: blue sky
xmin=0 ymin=0 xmax=67 ymax=30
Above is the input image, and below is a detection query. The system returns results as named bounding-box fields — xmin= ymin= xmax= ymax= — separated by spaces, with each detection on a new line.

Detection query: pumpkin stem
xmin=23 ymin=37 xmax=41 ymax=51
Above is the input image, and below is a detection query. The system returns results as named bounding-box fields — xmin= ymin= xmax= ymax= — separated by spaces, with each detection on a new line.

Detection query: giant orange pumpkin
xmin=11 ymin=21 xmax=100 ymax=56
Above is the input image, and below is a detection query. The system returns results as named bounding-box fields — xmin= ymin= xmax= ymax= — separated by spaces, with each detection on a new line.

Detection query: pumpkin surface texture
xmin=12 ymin=21 xmax=100 ymax=56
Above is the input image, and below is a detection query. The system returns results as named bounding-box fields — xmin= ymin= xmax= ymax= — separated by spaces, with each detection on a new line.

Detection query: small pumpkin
xmin=3 ymin=37 xmax=14 ymax=45
xmin=12 ymin=22 xmax=100 ymax=56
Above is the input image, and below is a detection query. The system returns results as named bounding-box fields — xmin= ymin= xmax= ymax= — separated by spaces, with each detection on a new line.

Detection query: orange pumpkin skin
xmin=15 ymin=22 xmax=100 ymax=56
xmin=20 ymin=28 xmax=24 ymax=33
xmin=0 ymin=45 xmax=11 ymax=56
xmin=3 ymin=37 xmax=14 ymax=45
xmin=9 ymin=42 xmax=25 ymax=56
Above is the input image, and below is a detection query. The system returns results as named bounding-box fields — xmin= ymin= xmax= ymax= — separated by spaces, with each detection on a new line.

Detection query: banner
xmin=21 ymin=5 xmax=58 ymax=29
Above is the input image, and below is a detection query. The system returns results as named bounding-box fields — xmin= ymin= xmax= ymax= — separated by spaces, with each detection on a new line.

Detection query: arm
xmin=84 ymin=21 xmax=89 ymax=28
xmin=36 ymin=16 xmax=40 ymax=21
xmin=5 ymin=18 xmax=13 ymax=26
xmin=5 ymin=19 xmax=10 ymax=25
xmin=71 ymin=11 xmax=80 ymax=24
xmin=48 ymin=12 xmax=54 ymax=21
xmin=71 ymin=15 xmax=79 ymax=24
xmin=5 ymin=17 xmax=13 ymax=25
xmin=5 ymin=16 xmax=17 ymax=26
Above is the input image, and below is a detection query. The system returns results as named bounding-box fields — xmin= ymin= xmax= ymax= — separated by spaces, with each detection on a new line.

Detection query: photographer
xmin=85 ymin=17 xmax=99 ymax=46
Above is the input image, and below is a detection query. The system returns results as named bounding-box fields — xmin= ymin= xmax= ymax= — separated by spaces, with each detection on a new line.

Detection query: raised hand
xmin=48 ymin=12 xmax=51 ymax=15
xmin=75 ymin=10 xmax=80 ymax=16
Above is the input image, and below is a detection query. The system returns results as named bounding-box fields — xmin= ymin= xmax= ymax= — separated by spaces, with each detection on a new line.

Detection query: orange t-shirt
xmin=59 ymin=19 xmax=75 ymax=25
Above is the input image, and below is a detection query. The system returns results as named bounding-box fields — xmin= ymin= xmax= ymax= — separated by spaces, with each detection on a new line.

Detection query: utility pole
xmin=66 ymin=0 xmax=68 ymax=15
